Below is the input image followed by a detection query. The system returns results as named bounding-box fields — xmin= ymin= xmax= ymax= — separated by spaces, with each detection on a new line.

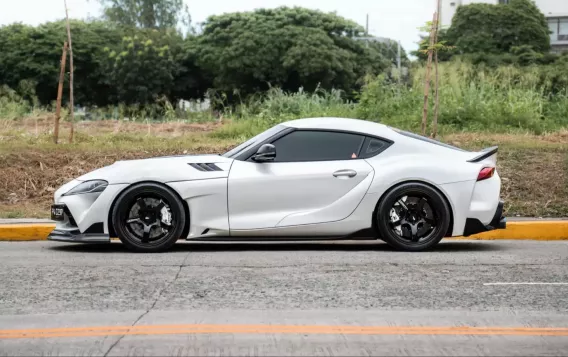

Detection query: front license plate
xmin=51 ymin=205 xmax=65 ymax=221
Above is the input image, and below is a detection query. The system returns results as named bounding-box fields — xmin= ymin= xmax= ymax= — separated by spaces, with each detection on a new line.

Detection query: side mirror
xmin=252 ymin=144 xmax=276 ymax=162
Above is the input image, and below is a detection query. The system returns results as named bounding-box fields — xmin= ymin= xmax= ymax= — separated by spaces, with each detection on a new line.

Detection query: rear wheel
xmin=375 ymin=183 xmax=450 ymax=252
xmin=112 ymin=183 xmax=186 ymax=253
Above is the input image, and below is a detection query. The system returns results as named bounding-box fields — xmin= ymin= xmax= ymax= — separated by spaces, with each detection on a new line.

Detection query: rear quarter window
xmin=359 ymin=137 xmax=393 ymax=159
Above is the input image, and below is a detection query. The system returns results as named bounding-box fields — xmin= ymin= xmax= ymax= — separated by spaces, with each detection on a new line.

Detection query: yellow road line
xmin=0 ymin=221 xmax=567 ymax=241
xmin=1 ymin=323 xmax=568 ymax=339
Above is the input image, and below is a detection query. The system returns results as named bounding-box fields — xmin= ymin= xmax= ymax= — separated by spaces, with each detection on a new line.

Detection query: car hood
xmin=75 ymin=154 xmax=234 ymax=184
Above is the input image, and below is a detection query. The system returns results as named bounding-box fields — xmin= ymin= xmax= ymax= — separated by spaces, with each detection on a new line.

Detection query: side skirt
xmin=186 ymin=229 xmax=376 ymax=242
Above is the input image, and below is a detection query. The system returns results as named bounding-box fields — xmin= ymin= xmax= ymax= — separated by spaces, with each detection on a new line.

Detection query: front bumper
xmin=48 ymin=229 xmax=110 ymax=243
xmin=462 ymin=200 xmax=506 ymax=237
xmin=47 ymin=202 xmax=110 ymax=243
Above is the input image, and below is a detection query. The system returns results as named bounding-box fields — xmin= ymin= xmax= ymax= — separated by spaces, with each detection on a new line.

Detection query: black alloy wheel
xmin=375 ymin=182 xmax=450 ymax=252
xmin=112 ymin=183 xmax=186 ymax=253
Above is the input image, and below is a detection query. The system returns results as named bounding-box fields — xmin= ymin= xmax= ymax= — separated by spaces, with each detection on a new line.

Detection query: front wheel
xmin=112 ymin=183 xmax=187 ymax=253
xmin=375 ymin=183 xmax=451 ymax=252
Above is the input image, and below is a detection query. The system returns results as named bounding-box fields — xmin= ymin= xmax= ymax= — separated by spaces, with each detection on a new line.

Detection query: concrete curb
xmin=451 ymin=220 xmax=568 ymax=241
xmin=0 ymin=220 xmax=567 ymax=242
xmin=0 ymin=224 xmax=57 ymax=241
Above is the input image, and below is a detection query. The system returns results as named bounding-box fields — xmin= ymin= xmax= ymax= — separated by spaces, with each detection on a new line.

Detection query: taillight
xmin=477 ymin=167 xmax=495 ymax=181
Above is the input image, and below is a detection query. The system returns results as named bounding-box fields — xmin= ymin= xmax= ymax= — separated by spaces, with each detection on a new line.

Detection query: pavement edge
xmin=0 ymin=221 xmax=567 ymax=241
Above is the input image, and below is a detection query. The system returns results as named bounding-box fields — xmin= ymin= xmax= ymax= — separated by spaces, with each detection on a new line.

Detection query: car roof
xmin=280 ymin=117 xmax=397 ymax=139
xmin=280 ymin=117 xmax=470 ymax=157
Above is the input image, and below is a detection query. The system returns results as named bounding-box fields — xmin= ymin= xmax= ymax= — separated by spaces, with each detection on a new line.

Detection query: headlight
xmin=63 ymin=180 xmax=108 ymax=196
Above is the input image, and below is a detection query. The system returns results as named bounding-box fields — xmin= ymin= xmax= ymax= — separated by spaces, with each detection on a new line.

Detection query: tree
xmin=171 ymin=36 xmax=212 ymax=102
xmin=411 ymin=29 xmax=454 ymax=62
xmin=97 ymin=0 xmax=191 ymax=30
xmin=0 ymin=23 xmax=38 ymax=99
xmin=0 ymin=21 xmax=124 ymax=107
xmin=0 ymin=20 xmax=207 ymax=107
xmin=369 ymin=40 xmax=410 ymax=69
xmin=195 ymin=7 xmax=390 ymax=102
xmin=105 ymin=33 xmax=176 ymax=106
xmin=447 ymin=0 xmax=550 ymax=55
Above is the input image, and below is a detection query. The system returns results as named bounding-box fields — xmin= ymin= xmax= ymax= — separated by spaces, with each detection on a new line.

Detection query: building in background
xmin=441 ymin=0 xmax=568 ymax=53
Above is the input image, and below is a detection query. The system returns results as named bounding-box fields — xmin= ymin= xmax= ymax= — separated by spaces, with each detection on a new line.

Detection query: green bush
xmin=2 ymin=59 xmax=567 ymax=138
xmin=357 ymin=60 xmax=568 ymax=134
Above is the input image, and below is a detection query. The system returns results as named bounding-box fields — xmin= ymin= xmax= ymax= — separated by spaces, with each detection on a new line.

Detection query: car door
xmin=227 ymin=130 xmax=375 ymax=231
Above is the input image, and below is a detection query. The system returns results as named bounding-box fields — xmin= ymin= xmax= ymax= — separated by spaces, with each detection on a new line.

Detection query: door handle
xmin=333 ymin=169 xmax=357 ymax=178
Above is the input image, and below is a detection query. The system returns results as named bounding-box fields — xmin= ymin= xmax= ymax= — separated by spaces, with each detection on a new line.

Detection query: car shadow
xmin=48 ymin=239 xmax=505 ymax=254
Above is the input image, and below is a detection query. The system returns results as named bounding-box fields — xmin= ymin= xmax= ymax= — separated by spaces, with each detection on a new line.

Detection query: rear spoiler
xmin=467 ymin=146 xmax=498 ymax=163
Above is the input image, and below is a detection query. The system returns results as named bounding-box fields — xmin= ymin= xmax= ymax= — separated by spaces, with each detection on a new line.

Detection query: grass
xmin=357 ymin=61 xmax=568 ymax=135
xmin=0 ymin=119 xmax=566 ymax=219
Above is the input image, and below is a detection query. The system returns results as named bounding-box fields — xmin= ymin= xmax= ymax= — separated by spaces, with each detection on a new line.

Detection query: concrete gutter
xmin=0 ymin=218 xmax=567 ymax=242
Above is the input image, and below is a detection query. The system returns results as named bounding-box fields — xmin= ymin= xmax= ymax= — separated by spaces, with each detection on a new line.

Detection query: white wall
xmin=536 ymin=0 xmax=568 ymax=17
xmin=441 ymin=0 xmax=498 ymax=27
xmin=441 ymin=0 xmax=568 ymax=28
xmin=440 ymin=0 xmax=461 ymax=27
xmin=462 ymin=0 xmax=496 ymax=4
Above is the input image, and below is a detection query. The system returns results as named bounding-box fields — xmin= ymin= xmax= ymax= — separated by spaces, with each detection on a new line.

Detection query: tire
xmin=112 ymin=183 xmax=186 ymax=253
xmin=375 ymin=182 xmax=451 ymax=252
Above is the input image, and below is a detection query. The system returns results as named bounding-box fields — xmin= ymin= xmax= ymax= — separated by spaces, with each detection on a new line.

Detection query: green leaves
xmin=447 ymin=0 xmax=550 ymax=56
xmin=98 ymin=0 xmax=190 ymax=30
xmin=0 ymin=6 xmax=400 ymax=108
xmin=106 ymin=34 xmax=174 ymax=106
xmin=195 ymin=7 xmax=390 ymax=102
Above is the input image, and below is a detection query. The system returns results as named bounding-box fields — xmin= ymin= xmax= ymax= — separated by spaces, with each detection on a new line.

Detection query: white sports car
xmin=48 ymin=117 xmax=506 ymax=252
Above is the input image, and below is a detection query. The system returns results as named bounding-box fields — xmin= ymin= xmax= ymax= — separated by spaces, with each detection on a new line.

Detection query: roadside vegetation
xmin=0 ymin=0 xmax=567 ymax=219
xmin=1 ymin=78 xmax=567 ymax=219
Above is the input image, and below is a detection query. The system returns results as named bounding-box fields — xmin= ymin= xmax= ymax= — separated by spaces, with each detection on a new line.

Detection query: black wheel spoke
xmin=154 ymin=201 xmax=165 ymax=212
xmin=136 ymin=198 xmax=147 ymax=210
xmin=410 ymin=224 xmax=420 ymax=242
xmin=424 ymin=216 xmax=436 ymax=224
xmin=417 ymin=221 xmax=432 ymax=237
xmin=127 ymin=218 xmax=141 ymax=224
xmin=141 ymin=225 xmax=151 ymax=243
xmin=417 ymin=198 xmax=427 ymax=212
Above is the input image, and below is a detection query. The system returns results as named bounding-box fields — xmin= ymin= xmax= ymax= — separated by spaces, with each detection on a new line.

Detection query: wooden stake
xmin=64 ymin=0 xmax=75 ymax=143
xmin=54 ymin=41 xmax=68 ymax=144
xmin=432 ymin=1 xmax=441 ymax=139
xmin=432 ymin=50 xmax=440 ymax=139
xmin=421 ymin=12 xmax=437 ymax=136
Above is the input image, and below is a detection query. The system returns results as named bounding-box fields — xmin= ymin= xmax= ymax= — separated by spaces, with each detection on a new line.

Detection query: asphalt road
xmin=0 ymin=239 xmax=567 ymax=356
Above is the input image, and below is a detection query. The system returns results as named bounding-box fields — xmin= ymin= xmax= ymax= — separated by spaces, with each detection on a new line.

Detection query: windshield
xmin=221 ymin=124 xmax=287 ymax=158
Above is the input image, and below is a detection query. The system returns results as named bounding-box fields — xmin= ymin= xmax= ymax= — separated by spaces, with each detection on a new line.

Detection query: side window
xmin=359 ymin=137 xmax=392 ymax=159
xmin=269 ymin=130 xmax=365 ymax=162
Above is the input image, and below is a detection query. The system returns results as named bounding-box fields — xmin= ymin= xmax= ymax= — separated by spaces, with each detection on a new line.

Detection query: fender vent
xmin=189 ymin=163 xmax=223 ymax=172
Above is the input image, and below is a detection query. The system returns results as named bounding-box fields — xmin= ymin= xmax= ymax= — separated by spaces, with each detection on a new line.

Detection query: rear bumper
xmin=462 ymin=200 xmax=506 ymax=237
xmin=48 ymin=228 xmax=110 ymax=243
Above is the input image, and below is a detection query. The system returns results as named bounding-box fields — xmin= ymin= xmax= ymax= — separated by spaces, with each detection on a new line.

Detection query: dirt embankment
xmin=0 ymin=121 xmax=567 ymax=218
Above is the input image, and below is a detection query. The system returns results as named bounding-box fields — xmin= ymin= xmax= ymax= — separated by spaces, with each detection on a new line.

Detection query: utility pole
xmin=364 ymin=14 xmax=370 ymax=48
xmin=64 ymin=0 xmax=75 ymax=143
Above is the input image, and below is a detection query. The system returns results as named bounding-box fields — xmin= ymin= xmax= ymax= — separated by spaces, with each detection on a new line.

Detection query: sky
xmin=0 ymin=0 xmax=436 ymax=54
